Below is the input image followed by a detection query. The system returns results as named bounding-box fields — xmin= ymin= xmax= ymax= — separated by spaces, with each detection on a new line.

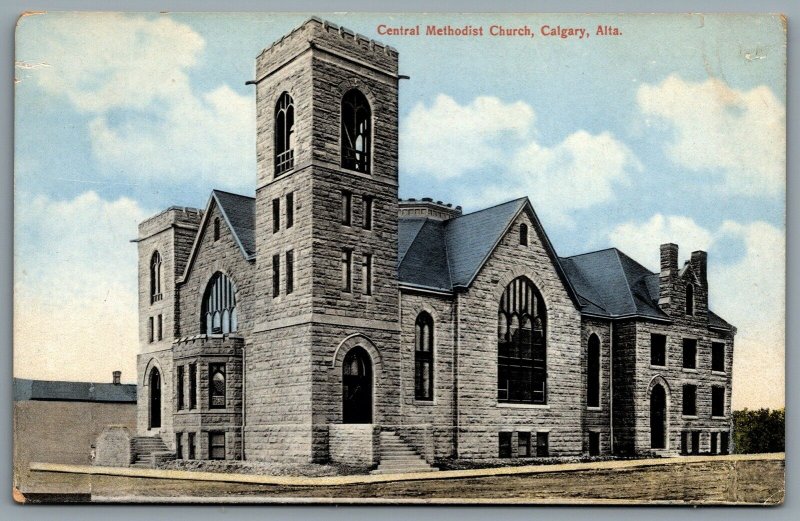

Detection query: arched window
xmin=415 ymin=312 xmax=434 ymax=400
xmin=274 ymin=92 xmax=295 ymax=175
xmin=587 ymin=334 xmax=600 ymax=408
xmin=148 ymin=366 xmax=161 ymax=429
xmin=685 ymin=284 xmax=694 ymax=316
xmin=498 ymin=276 xmax=547 ymax=404
xmin=150 ymin=251 xmax=162 ymax=303
xmin=341 ymin=89 xmax=371 ymax=173
xmin=213 ymin=217 xmax=220 ymax=241
xmin=519 ymin=223 xmax=529 ymax=246
xmin=201 ymin=272 xmax=238 ymax=334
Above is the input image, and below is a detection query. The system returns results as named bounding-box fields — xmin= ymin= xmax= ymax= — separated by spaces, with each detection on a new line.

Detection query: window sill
xmin=586 ymin=406 xmax=602 ymax=411
xmin=650 ymin=364 xmax=667 ymax=370
xmin=497 ymin=403 xmax=550 ymax=410
xmin=682 ymin=415 xmax=698 ymax=419
xmin=711 ymin=371 xmax=727 ymax=376
xmin=413 ymin=399 xmax=437 ymax=406
xmin=682 ymin=368 xmax=698 ymax=373
xmin=711 ymin=416 xmax=727 ymax=420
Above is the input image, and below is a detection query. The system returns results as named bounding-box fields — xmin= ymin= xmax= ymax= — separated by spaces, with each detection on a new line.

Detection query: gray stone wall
xmin=176 ymin=202 xmax=256 ymax=339
xmin=582 ymin=317 xmax=612 ymax=454
xmin=399 ymin=291 xmax=456 ymax=459
xmin=454 ymin=209 xmax=583 ymax=459
xmin=611 ymin=320 xmax=638 ymax=454
xmin=94 ymin=426 xmax=133 ymax=467
xmin=328 ymin=424 xmax=378 ymax=467
xmin=633 ymin=319 xmax=734 ymax=455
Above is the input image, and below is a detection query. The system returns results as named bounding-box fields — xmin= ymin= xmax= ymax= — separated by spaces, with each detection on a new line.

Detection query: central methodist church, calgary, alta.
xmin=112 ymin=18 xmax=736 ymax=472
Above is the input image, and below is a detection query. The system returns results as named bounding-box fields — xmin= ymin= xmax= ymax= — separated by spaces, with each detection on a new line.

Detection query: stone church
xmin=130 ymin=18 xmax=735 ymax=471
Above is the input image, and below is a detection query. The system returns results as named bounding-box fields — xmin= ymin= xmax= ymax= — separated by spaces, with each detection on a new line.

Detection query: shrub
xmin=732 ymin=408 xmax=784 ymax=453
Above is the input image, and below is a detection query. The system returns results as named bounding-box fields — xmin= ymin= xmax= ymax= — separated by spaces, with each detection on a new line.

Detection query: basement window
xmin=209 ymin=432 xmax=226 ymax=460
xmin=499 ymin=432 xmax=512 ymax=458
xmin=518 ymin=432 xmax=531 ymax=457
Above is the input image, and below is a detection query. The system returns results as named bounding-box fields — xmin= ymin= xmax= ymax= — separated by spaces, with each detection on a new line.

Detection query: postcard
xmin=13 ymin=12 xmax=786 ymax=504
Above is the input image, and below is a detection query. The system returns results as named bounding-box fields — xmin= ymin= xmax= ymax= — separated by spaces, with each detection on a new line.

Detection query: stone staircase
xmin=130 ymin=436 xmax=172 ymax=468
xmin=371 ymin=430 xmax=438 ymax=475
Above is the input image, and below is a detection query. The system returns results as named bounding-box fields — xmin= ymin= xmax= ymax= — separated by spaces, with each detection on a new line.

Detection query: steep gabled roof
xmin=212 ymin=190 xmax=256 ymax=257
xmin=398 ymin=197 xmax=581 ymax=307
xmin=180 ymin=190 xmax=255 ymax=284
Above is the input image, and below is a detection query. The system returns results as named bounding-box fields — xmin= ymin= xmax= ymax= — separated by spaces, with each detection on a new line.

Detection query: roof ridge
xmin=611 ymin=249 xmax=639 ymax=313
xmin=615 ymin=248 xmax=657 ymax=276
xmin=454 ymin=196 xmax=528 ymax=219
xmin=563 ymin=246 xmax=619 ymax=259
xmin=211 ymin=188 xmax=255 ymax=200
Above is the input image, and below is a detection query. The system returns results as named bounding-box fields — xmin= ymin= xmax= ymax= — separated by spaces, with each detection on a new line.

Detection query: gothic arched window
xmin=414 ymin=312 xmax=434 ymax=400
xmin=201 ymin=272 xmax=238 ymax=334
xmin=341 ymin=89 xmax=371 ymax=174
xmin=150 ymin=251 xmax=163 ymax=303
xmin=275 ymin=92 xmax=295 ymax=175
xmin=685 ymin=283 xmax=695 ymax=316
xmin=587 ymin=334 xmax=600 ymax=408
xmin=498 ymin=276 xmax=547 ymax=404
xmin=519 ymin=223 xmax=529 ymax=246
xmin=213 ymin=217 xmax=221 ymax=241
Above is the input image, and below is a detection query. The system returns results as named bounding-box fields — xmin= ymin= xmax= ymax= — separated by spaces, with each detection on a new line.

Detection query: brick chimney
xmin=658 ymin=243 xmax=678 ymax=311
xmin=112 ymin=371 xmax=121 ymax=385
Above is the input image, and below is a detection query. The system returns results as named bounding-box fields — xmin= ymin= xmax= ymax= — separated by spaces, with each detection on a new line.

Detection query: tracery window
xmin=201 ymin=272 xmax=238 ymax=334
xmin=497 ymin=276 xmax=547 ymax=404
xmin=341 ymin=89 xmax=371 ymax=173
xmin=274 ymin=92 xmax=295 ymax=175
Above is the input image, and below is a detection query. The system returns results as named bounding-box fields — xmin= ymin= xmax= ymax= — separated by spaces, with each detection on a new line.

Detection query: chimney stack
xmin=690 ymin=250 xmax=707 ymax=285
xmin=658 ymin=243 xmax=679 ymax=310
xmin=113 ymin=371 xmax=121 ymax=385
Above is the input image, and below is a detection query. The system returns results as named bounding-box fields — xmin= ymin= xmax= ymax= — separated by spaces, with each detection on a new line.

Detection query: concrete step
xmin=372 ymin=466 xmax=438 ymax=475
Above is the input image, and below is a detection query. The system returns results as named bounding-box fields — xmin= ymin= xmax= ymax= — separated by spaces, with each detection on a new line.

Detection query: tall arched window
xmin=498 ymin=276 xmax=547 ymax=404
xmin=587 ymin=334 xmax=600 ymax=408
xmin=274 ymin=92 xmax=295 ymax=175
xmin=213 ymin=217 xmax=221 ymax=241
xmin=341 ymin=89 xmax=371 ymax=173
xmin=415 ymin=312 xmax=434 ymax=400
xmin=150 ymin=251 xmax=162 ymax=303
xmin=519 ymin=223 xmax=529 ymax=246
xmin=201 ymin=272 xmax=238 ymax=334
xmin=685 ymin=283 xmax=694 ymax=316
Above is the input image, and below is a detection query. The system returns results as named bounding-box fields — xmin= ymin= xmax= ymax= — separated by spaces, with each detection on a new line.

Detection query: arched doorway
xmin=149 ymin=367 xmax=162 ymax=429
xmin=650 ymin=384 xmax=667 ymax=449
xmin=342 ymin=347 xmax=372 ymax=424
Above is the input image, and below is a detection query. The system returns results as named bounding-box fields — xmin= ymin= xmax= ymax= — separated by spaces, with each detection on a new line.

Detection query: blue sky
xmin=14 ymin=13 xmax=785 ymax=409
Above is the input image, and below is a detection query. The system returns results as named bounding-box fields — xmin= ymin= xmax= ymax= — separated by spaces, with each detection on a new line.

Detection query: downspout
xmin=241 ymin=343 xmax=247 ymax=460
xmin=453 ymin=291 xmax=460 ymax=458
xmin=609 ymin=321 xmax=615 ymax=455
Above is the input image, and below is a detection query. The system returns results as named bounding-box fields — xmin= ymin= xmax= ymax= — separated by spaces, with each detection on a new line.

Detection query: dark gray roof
xmin=13 ymin=378 xmax=137 ymax=403
xmin=212 ymin=190 xmax=256 ymax=258
xmin=398 ymin=198 xmax=529 ymax=291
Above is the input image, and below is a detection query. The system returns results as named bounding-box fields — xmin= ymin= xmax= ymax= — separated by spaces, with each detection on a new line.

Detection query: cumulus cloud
xmin=608 ymin=215 xmax=785 ymax=409
xmin=401 ymin=95 xmax=640 ymax=223
xmin=14 ymin=191 xmax=150 ymax=383
xmin=637 ymin=74 xmax=785 ymax=196
xmin=26 ymin=13 xmax=254 ymax=188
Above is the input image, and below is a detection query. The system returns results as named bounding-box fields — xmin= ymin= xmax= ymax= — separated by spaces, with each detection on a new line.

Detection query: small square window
xmin=499 ymin=432 xmax=512 ymax=458
xmin=209 ymin=432 xmax=225 ymax=460
xmin=650 ymin=334 xmax=666 ymax=366
xmin=682 ymin=339 xmax=697 ymax=369
xmin=518 ymin=432 xmax=531 ymax=457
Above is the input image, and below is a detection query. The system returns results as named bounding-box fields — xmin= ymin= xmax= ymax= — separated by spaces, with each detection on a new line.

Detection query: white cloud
xmin=14 ymin=191 xmax=150 ymax=384
xmin=637 ymin=74 xmax=785 ymax=196
xmin=608 ymin=215 xmax=785 ymax=409
xmin=26 ymin=13 xmax=254 ymax=189
xmin=402 ymin=95 xmax=640 ymax=224
xmin=402 ymin=94 xmax=535 ymax=179
xmin=608 ymin=213 xmax=714 ymax=269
